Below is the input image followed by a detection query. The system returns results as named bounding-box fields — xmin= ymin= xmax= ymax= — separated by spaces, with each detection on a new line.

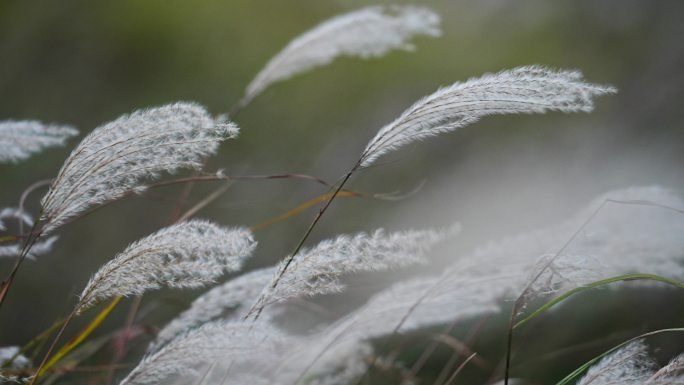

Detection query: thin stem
xmin=435 ymin=316 xmax=490 ymax=385
xmin=28 ymin=306 xmax=80 ymax=385
xmin=402 ymin=321 xmax=460 ymax=384
xmin=178 ymin=182 xmax=233 ymax=222
xmin=0 ymin=215 xmax=43 ymax=308
xmin=246 ymin=166 xmax=357 ymax=319
xmin=275 ymin=169 xmax=355 ymax=284
xmin=106 ymin=296 xmax=143 ymax=385
xmin=147 ymin=172 xmax=335 ymax=189
xmin=503 ymin=310 xmax=515 ymax=385
xmin=30 ymin=296 xmax=122 ymax=384
xmin=503 ymin=199 xmax=609 ymax=384
xmin=444 ymin=353 xmax=477 ymax=385
xmin=1 ymin=317 xmax=65 ymax=368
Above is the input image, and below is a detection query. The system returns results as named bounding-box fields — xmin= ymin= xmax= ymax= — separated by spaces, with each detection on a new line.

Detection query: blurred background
xmin=1 ymin=0 xmax=683 ymax=384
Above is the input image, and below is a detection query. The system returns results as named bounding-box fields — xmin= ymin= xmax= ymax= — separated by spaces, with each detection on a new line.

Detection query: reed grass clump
xmin=1 ymin=4 xmax=682 ymax=385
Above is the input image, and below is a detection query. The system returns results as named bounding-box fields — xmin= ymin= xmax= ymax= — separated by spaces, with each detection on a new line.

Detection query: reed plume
xmin=259 ymin=187 xmax=684 ymax=385
xmin=360 ymin=65 xmax=616 ymax=166
xmin=77 ymin=220 xmax=256 ymax=313
xmin=646 ymin=354 xmax=684 ymax=384
xmin=577 ymin=341 xmax=656 ymax=385
xmin=0 ymin=120 xmax=78 ymax=163
xmin=252 ymin=225 xmax=457 ymax=316
xmin=149 ymin=266 xmax=274 ymax=352
xmin=39 ymin=102 xmax=238 ymax=233
xmin=260 ymin=66 xmax=615 ymax=313
xmin=238 ymin=5 xmax=441 ymax=108
xmin=120 ymin=321 xmax=284 ymax=385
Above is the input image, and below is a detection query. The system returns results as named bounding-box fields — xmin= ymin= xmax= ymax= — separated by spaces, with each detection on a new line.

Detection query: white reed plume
xmin=267 ymin=187 xmax=684 ymax=385
xmin=0 ymin=120 xmax=78 ymax=163
xmin=646 ymin=354 xmax=684 ymax=385
xmin=239 ymin=5 xmax=441 ymax=108
xmin=360 ymin=65 xmax=616 ymax=167
xmin=365 ymin=187 xmax=684 ymax=334
xmin=192 ymin=182 xmax=684 ymax=385
xmin=253 ymin=65 xmax=613 ymax=320
xmin=150 ymin=266 xmax=274 ymax=352
xmin=515 ymin=185 xmax=684 ymax=314
xmin=577 ymin=341 xmax=656 ymax=385
xmin=154 ymin=226 xmax=456 ymax=383
xmin=77 ymin=220 xmax=256 ymax=313
xmin=157 ymin=226 xmax=456 ymax=350
xmin=39 ymin=102 xmax=238 ymax=233
xmin=258 ymin=225 xmax=459 ymax=308
xmin=0 ymin=208 xmax=57 ymax=259
xmin=120 ymin=321 xmax=284 ymax=385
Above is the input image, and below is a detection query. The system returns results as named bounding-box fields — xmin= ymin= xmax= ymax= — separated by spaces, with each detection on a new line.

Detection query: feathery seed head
xmin=241 ymin=5 xmax=441 ymax=107
xmin=360 ymin=65 xmax=616 ymax=167
xmin=0 ymin=120 xmax=78 ymax=163
xmin=261 ymin=225 xmax=458 ymax=307
xmin=120 ymin=321 xmax=284 ymax=385
xmin=39 ymin=102 xmax=238 ymax=233
xmin=646 ymin=354 xmax=684 ymax=384
xmin=577 ymin=341 xmax=656 ymax=385
xmin=149 ymin=266 xmax=275 ymax=352
xmin=77 ymin=220 xmax=256 ymax=313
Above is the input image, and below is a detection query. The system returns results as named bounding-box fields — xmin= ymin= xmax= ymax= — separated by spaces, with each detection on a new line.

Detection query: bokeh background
xmin=1 ymin=0 xmax=683 ymax=384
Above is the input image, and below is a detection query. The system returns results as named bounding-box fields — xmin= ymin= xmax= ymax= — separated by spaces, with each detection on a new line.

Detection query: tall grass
xmin=1 ymin=4 xmax=682 ymax=385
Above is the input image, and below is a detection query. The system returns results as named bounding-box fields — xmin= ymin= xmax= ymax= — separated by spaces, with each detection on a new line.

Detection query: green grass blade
xmin=514 ymin=274 xmax=684 ymax=330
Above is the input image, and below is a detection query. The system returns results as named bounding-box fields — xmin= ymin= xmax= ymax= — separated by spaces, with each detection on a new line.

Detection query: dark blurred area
xmin=1 ymin=0 xmax=683 ymax=384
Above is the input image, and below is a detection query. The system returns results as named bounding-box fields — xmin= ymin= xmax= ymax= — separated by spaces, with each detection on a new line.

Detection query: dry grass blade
xmin=35 ymin=297 xmax=122 ymax=380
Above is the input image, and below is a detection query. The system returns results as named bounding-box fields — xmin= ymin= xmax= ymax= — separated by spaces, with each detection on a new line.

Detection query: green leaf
xmin=514 ymin=274 xmax=684 ymax=330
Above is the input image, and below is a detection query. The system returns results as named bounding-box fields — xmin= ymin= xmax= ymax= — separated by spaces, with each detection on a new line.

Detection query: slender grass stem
xmin=28 ymin=307 xmax=79 ymax=385
xmin=0 ymin=214 xmax=43 ymax=308
xmin=246 ymin=166 xmax=357 ymax=320
xmin=444 ymin=353 xmax=477 ymax=385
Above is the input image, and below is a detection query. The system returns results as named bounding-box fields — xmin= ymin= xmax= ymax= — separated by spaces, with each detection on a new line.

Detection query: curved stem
xmin=514 ymin=274 xmax=684 ymax=330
